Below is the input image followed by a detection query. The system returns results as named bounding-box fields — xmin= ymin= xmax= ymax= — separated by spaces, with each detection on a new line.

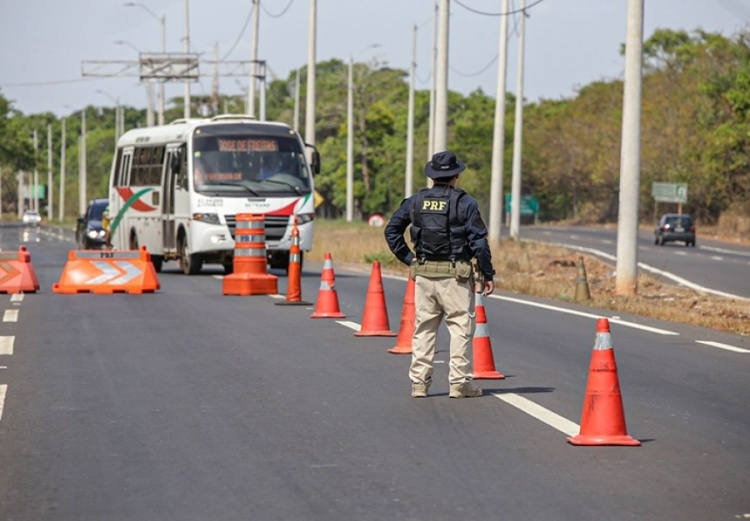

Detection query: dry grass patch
xmin=309 ymin=219 xmax=750 ymax=336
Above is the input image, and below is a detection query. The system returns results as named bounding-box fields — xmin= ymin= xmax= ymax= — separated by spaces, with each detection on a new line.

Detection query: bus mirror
xmin=305 ymin=143 xmax=321 ymax=175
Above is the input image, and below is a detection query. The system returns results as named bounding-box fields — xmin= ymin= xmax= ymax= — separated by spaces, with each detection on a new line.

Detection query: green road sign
xmin=652 ymin=182 xmax=687 ymax=203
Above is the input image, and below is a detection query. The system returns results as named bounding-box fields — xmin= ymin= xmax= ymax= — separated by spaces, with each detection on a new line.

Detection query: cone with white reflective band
xmin=276 ymin=216 xmax=311 ymax=306
xmin=567 ymin=318 xmax=641 ymax=446
xmin=471 ymin=292 xmax=505 ymax=379
xmin=310 ymin=253 xmax=345 ymax=318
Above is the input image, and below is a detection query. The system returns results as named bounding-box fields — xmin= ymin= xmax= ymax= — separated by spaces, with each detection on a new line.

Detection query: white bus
xmin=108 ymin=115 xmax=319 ymax=274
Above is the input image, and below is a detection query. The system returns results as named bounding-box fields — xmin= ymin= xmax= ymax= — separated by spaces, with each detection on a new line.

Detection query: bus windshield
xmin=192 ymin=133 xmax=311 ymax=195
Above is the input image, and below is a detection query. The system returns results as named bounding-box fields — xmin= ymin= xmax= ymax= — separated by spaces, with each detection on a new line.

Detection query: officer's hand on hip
xmin=482 ymin=280 xmax=494 ymax=296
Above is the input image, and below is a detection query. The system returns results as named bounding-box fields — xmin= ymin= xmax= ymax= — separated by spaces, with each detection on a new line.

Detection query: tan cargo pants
xmin=410 ymin=274 xmax=475 ymax=386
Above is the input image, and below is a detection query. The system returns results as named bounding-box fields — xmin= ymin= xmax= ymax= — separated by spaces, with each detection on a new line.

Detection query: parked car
xmin=76 ymin=198 xmax=109 ymax=249
xmin=654 ymin=213 xmax=696 ymax=247
xmin=21 ymin=209 xmax=42 ymax=225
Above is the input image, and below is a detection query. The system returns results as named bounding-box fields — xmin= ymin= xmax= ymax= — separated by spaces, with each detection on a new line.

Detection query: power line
xmin=220 ymin=2 xmax=256 ymax=61
xmin=261 ymin=0 xmax=296 ymax=18
xmin=450 ymin=53 xmax=498 ymax=77
xmin=453 ymin=0 xmax=546 ymax=17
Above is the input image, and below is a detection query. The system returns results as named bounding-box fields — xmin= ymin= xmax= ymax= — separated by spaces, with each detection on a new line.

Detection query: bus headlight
xmin=296 ymin=213 xmax=315 ymax=224
xmin=192 ymin=212 xmax=221 ymax=225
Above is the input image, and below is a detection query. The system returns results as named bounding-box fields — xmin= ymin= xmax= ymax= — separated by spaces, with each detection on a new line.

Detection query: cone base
xmin=354 ymin=330 xmax=396 ymax=337
xmin=388 ymin=344 xmax=412 ymax=354
xmin=223 ymin=273 xmax=278 ymax=296
xmin=311 ymin=311 xmax=346 ymax=318
xmin=473 ymin=370 xmax=505 ymax=379
xmin=275 ymin=300 xmax=313 ymax=306
xmin=567 ymin=434 xmax=641 ymax=446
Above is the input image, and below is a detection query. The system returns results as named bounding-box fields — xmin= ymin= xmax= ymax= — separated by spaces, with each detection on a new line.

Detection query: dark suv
xmin=76 ymin=198 xmax=109 ymax=249
xmin=654 ymin=213 xmax=696 ymax=247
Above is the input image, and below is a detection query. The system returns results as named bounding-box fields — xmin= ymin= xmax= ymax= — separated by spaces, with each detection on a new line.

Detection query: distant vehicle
xmin=21 ymin=210 xmax=41 ymax=225
xmin=655 ymin=213 xmax=696 ymax=247
xmin=76 ymin=198 xmax=109 ymax=249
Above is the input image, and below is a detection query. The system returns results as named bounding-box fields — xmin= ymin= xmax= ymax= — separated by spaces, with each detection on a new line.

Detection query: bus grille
xmin=225 ymin=214 xmax=288 ymax=241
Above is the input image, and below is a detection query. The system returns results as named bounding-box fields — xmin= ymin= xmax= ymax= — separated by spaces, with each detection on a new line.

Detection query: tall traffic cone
xmin=354 ymin=260 xmax=395 ymax=337
xmin=310 ymin=253 xmax=345 ymax=318
xmin=276 ymin=217 xmax=312 ymax=306
xmin=388 ymin=276 xmax=415 ymax=354
xmin=567 ymin=318 xmax=641 ymax=446
xmin=471 ymin=292 xmax=505 ymax=379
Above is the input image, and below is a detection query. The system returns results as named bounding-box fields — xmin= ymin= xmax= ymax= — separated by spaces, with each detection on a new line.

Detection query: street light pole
xmin=304 ymin=0 xmax=317 ymax=153
xmin=248 ymin=0 xmax=260 ymax=118
xmin=489 ymin=0 xmax=510 ymax=243
xmin=184 ymin=0 xmax=191 ymax=118
xmin=47 ymin=124 xmax=53 ymax=220
xmin=59 ymin=117 xmax=66 ymax=222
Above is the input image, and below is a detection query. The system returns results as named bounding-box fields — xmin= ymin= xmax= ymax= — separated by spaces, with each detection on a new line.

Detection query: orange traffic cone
xmin=276 ymin=217 xmax=312 ymax=306
xmin=388 ymin=277 xmax=415 ymax=354
xmin=567 ymin=318 xmax=641 ymax=446
xmin=310 ymin=253 xmax=345 ymax=318
xmin=354 ymin=260 xmax=395 ymax=337
xmin=472 ymin=292 xmax=505 ymax=379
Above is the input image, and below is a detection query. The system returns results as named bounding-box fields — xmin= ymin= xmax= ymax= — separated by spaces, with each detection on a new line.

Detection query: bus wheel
xmin=179 ymin=236 xmax=203 ymax=275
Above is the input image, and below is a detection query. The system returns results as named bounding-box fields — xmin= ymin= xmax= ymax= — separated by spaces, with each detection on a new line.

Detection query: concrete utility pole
xmin=428 ymin=1 xmax=438 ymax=160
xmin=615 ymin=0 xmax=645 ymax=296
xmin=405 ymin=24 xmax=417 ymax=199
xmin=79 ymin=110 xmax=87 ymax=217
xmin=59 ymin=118 xmax=66 ymax=222
xmin=17 ymin=171 xmax=24 ymax=216
xmin=489 ymin=0 xmax=510 ymax=244
xmin=346 ymin=56 xmax=354 ymax=222
xmin=293 ymin=68 xmax=301 ymax=131
xmin=47 ymin=124 xmax=53 ymax=220
xmin=305 ymin=0 xmax=317 ymax=151
xmin=433 ymin=0 xmax=449 ymax=154
xmin=509 ymin=0 xmax=526 ymax=240
xmin=183 ymin=0 xmax=191 ymax=118
xmin=248 ymin=0 xmax=260 ymax=118
xmin=33 ymin=130 xmax=38 ymax=212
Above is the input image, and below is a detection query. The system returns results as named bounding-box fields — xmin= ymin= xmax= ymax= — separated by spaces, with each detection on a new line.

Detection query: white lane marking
xmin=212 ymin=275 xmax=224 ymax=280
xmin=526 ymin=239 xmax=749 ymax=301
xmin=3 ymin=310 xmax=18 ymax=322
xmin=674 ymin=251 xmax=687 ymax=256
xmin=336 ymin=321 xmax=361 ymax=331
xmin=0 ymin=385 xmax=6 ymax=421
xmin=0 ymin=336 xmax=14 ymax=355
xmin=600 ymin=239 xmax=613 ymax=245
xmin=701 ymin=245 xmax=750 ymax=258
xmin=493 ymin=393 xmax=579 ymax=437
xmin=710 ymin=256 xmax=724 ymax=261
xmin=268 ymin=293 xmax=285 ymax=300
xmin=10 ymin=294 xmax=24 ymax=303
xmin=695 ymin=340 xmax=750 ymax=354
xmin=489 ymin=294 xmax=679 ymax=335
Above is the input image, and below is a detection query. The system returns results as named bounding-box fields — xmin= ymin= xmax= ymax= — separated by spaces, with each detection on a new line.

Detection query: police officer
xmin=385 ymin=151 xmax=495 ymax=399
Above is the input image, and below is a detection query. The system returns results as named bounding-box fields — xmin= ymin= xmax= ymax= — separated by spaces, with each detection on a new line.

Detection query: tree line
xmin=1 ymin=29 xmax=748 ymax=230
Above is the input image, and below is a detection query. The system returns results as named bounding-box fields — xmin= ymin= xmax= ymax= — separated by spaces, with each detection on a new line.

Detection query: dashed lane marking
xmin=0 ymin=336 xmax=14 ymax=355
xmin=10 ymin=294 xmax=24 ymax=303
xmin=695 ymin=340 xmax=750 ymax=354
xmin=336 ymin=321 xmax=361 ymax=331
xmin=0 ymin=385 xmax=6 ymax=422
xmin=493 ymin=392 xmax=579 ymax=437
xmin=3 ymin=310 xmax=18 ymax=322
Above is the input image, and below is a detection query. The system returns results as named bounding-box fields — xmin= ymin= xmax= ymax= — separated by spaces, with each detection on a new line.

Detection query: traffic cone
xmin=310 ymin=253 xmax=345 ymax=318
xmin=567 ymin=318 xmax=641 ymax=446
xmin=276 ymin=217 xmax=312 ymax=306
xmin=354 ymin=260 xmax=395 ymax=337
xmin=472 ymin=292 xmax=505 ymax=379
xmin=574 ymin=256 xmax=591 ymax=301
xmin=388 ymin=276 xmax=415 ymax=354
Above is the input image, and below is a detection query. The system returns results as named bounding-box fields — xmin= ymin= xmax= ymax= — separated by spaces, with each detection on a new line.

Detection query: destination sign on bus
xmin=218 ymin=139 xmax=278 ymax=152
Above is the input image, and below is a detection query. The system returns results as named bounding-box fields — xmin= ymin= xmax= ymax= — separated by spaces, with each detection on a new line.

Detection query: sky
xmin=1 ymin=0 xmax=748 ymax=118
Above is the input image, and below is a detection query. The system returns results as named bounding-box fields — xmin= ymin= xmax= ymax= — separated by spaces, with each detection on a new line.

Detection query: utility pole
xmin=509 ymin=0 xmax=526 ymax=240
xmin=615 ymin=0 xmax=645 ymax=296
xmin=59 ymin=117 xmax=66 ymax=222
xmin=212 ymin=42 xmax=220 ymax=114
xmin=405 ymin=24 xmax=417 ymax=198
xmin=428 ymin=1 xmax=438 ymax=160
xmin=183 ymin=0 xmax=191 ymax=118
xmin=304 ymin=0 xmax=317 ymax=152
xmin=293 ymin=68 xmax=300 ymax=132
xmin=33 ymin=130 xmax=38 ymax=212
xmin=47 ymin=124 xmax=53 ymax=220
xmin=433 ymin=0 xmax=449 ymax=154
xmin=17 ymin=171 xmax=23 ymax=216
xmin=79 ymin=109 xmax=87 ymax=217
xmin=489 ymin=0 xmax=510 ymax=243
xmin=248 ymin=0 xmax=260 ymax=118
xmin=346 ymin=56 xmax=354 ymax=222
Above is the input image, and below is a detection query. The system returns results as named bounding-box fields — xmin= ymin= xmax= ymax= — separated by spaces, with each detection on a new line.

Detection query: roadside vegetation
xmin=309 ymin=220 xmax=750 ymax=337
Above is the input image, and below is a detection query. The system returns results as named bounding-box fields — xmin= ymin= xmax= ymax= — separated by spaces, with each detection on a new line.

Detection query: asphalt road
xmin=0 ymin=223 xmax=748 ymax=520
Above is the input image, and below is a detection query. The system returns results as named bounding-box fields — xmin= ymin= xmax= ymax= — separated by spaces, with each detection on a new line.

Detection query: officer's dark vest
xmin=409 ymin=185 xmax=470 ymax=261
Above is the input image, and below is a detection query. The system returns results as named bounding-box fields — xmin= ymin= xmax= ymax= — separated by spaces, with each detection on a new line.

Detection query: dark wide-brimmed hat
xmin=424 ymin=151 xmax=465 ymax=179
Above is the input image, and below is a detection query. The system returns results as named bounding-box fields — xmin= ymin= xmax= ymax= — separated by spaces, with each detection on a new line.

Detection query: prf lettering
xmin=422 ymin=199 xmax=447 ymax=211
